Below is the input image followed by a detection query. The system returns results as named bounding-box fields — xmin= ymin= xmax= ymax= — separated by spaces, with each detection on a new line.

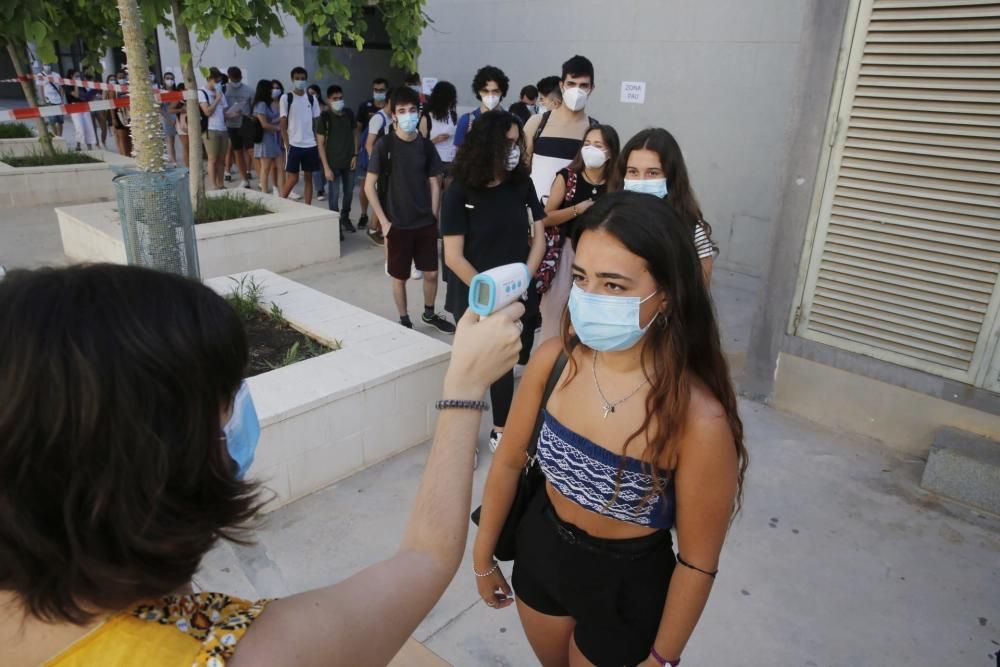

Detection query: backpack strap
xmin=532 ymin=110 xmax=551 ymax=146
xmin=563 ymin=169 xmax=578 ymax=206
xmin=526 ymin=351 xmax=569 ymax=460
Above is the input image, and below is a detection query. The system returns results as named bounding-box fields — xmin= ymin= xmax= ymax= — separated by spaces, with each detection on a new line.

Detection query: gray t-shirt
xmin=224 ymin=81 xmax=253 ymax=128
xmin=367 ymin=132 xmax=443 ymax=230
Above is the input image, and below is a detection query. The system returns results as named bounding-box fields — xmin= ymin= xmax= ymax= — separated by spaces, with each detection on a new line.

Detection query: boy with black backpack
xmin=363 ymin=86 xmax=454 ymax=334
xmin=279 ymin=66 xmax=322 ymax=204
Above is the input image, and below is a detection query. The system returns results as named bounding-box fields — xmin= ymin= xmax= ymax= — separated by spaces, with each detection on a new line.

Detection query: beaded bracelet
xmin=473 ymin=561 xmax=499 ymax=577
xmin=649 ymin=647 xmax=680 ymax=666
xmin=435 ymin=399 xmax=489 ymax=411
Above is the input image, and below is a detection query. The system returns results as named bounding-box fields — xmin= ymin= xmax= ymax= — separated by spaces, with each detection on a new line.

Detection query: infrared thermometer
xmin=468 ymin=263 xmax=530 ymax=317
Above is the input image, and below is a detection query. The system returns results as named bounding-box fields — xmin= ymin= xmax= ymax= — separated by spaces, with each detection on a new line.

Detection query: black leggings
xmin=490 ymin=285 xmax=538 ymax=428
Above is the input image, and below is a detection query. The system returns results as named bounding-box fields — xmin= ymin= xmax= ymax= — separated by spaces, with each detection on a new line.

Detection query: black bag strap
xmin=526 ymin=351 xmax=569 ymax=462
xmin=532 ymin=110 xmax=551 ymax=145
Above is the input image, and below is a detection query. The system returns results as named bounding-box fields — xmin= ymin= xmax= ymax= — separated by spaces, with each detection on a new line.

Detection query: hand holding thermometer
xmin=468 ymin=263 xmax=530 ymax=317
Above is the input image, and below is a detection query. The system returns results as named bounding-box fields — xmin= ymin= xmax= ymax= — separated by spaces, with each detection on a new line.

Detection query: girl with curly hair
xmin=442 ymin=110 xmax=547 ymax=459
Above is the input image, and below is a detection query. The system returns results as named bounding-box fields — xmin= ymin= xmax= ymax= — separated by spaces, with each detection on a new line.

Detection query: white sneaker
xmin=411 ymin=267 xmax=423 ymax=280
xmin=489 ymin=430 xmax=503 ymax=454
xmin=288 ymin=191 xmax=302 ymax=201
xmin=238 ymin=180 xmax=249 ymax=189
xmin=384 ymin=262 xmax=390 ymax=277
xmin=473 ymin=448 xmax=479 ymax=471
xmin=317 ymin=193 xmax=326 ymax=201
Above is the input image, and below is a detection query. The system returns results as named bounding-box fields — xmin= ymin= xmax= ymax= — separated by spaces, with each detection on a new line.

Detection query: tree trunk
xmin=5 ymin=42 xmax=54 ymax=156
xmin=117 ymin=0 xmax=165 ymax=172
xmin=171 ymin=0 xmax=205 ymax=211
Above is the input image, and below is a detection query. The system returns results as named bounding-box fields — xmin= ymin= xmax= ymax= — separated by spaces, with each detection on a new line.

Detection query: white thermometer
xmin=468 ymin=263 xmax=530 ymax=317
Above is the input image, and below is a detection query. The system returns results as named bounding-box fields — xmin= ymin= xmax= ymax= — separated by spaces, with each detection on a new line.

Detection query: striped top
xmin=694 ymin=222 xmax=714 ymax=259
xmin=537 ymin=410 xmax=676 ymax=529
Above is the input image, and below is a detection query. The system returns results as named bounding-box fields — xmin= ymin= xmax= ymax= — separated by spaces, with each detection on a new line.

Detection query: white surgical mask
xmin=42 ymin=65 xmax=52 ymax=74
xmin=562 ymin=87 xmax=589 ymax=112
xmin=482 ymin=94 xmax=501 ymax=111
xmin=568 ymin=285 xmax=660 ymax=353
xmin=581 ymin=145 xmax=608 ymax=169
xmin=505 ymin=145 xmax=521 ymax=171
xmin=271 ymin=89 xmax=281 ymax=99
xmin=331 ymin=99 xmax=345 ymax=112
xmin=293 ymin=80 xmax=307 ymax=91
xmin=624 ymin=178 xmax=668 ymax=199
xmin=164 ymin=78 xmax=175 ymax=88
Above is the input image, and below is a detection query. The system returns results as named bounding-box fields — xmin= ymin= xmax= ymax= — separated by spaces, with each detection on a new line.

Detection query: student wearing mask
xmin=614 ymin=128 xmax=717 ymax=284
xmin=39 ymin=64 xmax=64 ymax=138
xmin=317 ymin=85 xmax=360 ymax=238
xmin=160 ymin=72 xmax=179 ymax=167
xmin=252 ymin=79 xmax=282 ymax=195
xmin=508 ymin=85 xmax=539 ymax=126
xmin=404 ymin=71 xmax=427 ymax=109
xmin=418 ymin=81 xmax=458 ymax=174
xmin=356 ymin=77 xmax=390 ymax=229
xmin=535 ymin=75 xmax=563 ymax=115
xmin=111 ymin=70 xmax=132 ymax=157
xmin=94 ymin=75 xmax=114 ymax=149
xmin=199 ymin=69 xmax=240 ymax=190
xmin=453 ymin=65 xmax=509 ymax=148
xmin=270 ymin=80 xmax=286 ymax=194
xmin=362 ymin=88 xmax=395 ymax=247
xmin=279 ymin=67 xmax=322 ymax=205
xmin=64 ymin=69 xmax=96 ymax=151
xmin=537 ymin=124 xmax=620 ymax=344
xmin=0 ymin=262 xmax=525 ymax=667
xmin=442 ymin=111 xmax=546 ymax=459
xmin=173 ymin=83 xmax=189 ymax=167
xmin=473 ymin=192 xmax=746 ymax=667
xmin=223 ymin=66 xmax=253 ymax=189
xmin=364 ymin=86 xmax=454 ymax=334
xmin=307 ymin=84 xmax=328 ymax=201
xmin=524 ymin=56 xmax=600 ymax=206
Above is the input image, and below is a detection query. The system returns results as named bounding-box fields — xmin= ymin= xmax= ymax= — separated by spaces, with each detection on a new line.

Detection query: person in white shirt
xmin=279 ymin=66 xmax=322 ymax=205
xmin=38 ymin=64 xmax=64 ymax=138
xmin=199 ymin=68 xmax=242 ymax=189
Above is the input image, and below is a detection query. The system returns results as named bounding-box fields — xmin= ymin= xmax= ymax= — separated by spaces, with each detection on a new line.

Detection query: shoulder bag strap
xmin=532 ymin=110 xmax=551 ymax=145
xmin=526 ymin=351 xmax=569 ymax=460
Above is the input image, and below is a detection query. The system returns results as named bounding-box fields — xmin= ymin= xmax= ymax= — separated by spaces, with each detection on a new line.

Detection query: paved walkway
xmin=1 ymin=175 xmax=997 ymax=666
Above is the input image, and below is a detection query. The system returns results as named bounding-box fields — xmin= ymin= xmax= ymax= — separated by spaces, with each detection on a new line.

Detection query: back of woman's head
xmin=0 ymin=264 xmax=261 ymax=624
xmin=427 ymin=81 xmax=457 ymax=122
xmin=613 ymin=128 xmax=705 ymax=226
xmin=453 ymin=110 xmax=528 ymax=189
xmin=567 ymin=192 xmax=746 ymax=511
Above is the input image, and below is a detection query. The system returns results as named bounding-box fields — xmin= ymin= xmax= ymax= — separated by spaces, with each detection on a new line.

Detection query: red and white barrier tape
xmin=1 ymin=73 xmax=139 ymax=94
xmin=0 ymin=90 xmax=184 ymax=122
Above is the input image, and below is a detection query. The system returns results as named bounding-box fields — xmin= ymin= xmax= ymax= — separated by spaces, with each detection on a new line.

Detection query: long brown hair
xmin=612 ymin=127 xmax=714 ymax=243
xmin=562 ymin=191 xmax=747 ymax=514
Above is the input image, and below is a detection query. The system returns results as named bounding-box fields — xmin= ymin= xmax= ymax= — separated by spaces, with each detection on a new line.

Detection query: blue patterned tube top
xmin=536 ymin=410 xmax=676 ymax=529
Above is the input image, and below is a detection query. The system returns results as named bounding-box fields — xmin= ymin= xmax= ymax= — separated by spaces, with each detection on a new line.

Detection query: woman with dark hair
xmin=473 ymin=192 xmax=747 ymax=667
xmin=536 ymin=123 xmax=620 ymax=344
xmin=442 ymin=110 xmax=547 ymax=459
xmin=109 ymin=70 xmax=132 ymax=157
xmin=64 ymin=69 xmax=96 ymax=151
xmin=252 ymin=79 xmax=282 ymax=194
xmin=614 ymin=127 xmax=717 ymax=284
xmin=419 ymin=80 xmax=458 ymax=170
xmin=0 ymin=263 xmax=525 ymax=666
xmin=269 ymin=79 xmax=286 ymax=194
xmin=173 ymin=82 xmax=189 ymax=167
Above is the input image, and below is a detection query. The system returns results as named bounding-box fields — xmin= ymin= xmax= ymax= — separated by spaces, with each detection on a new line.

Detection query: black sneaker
xmin=340 ymin=230 xmax=345 ymax=242
xmin=422 ymin=312 xmax=456 ymax=334
xmin=358 ymin=214 xmax=369 ymax=229
xmin=400 ymin=315 xmax=413 ymax=329
xmin=367 ymin=227 xmax=384 ymax=247
xmin=341 ymin=217 xmax=357 ymax=233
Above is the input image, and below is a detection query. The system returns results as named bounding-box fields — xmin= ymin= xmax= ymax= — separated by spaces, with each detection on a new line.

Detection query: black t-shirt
xmin=356 ymin=99 xmax=384 ymax=130
xmin=508 ymin=102 xmax=532 ymax=126
xmin=367 ymin=132 xmax=443 ymax=229
xmin=440 ymin=178 xmax=545 ymax=318
xmin=556 ymin=168 xmax=608 ymax=241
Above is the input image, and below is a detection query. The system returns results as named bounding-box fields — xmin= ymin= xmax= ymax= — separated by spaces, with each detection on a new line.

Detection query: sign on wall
xmin=620 ymin=81 xmax=646 ymax=104
xmin=422 ymin=77 xmax=438 ymax=95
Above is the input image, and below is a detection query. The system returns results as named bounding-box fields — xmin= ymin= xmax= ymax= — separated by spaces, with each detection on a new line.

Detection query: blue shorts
xmin=285 ymin=145 xmax=321 ymax=174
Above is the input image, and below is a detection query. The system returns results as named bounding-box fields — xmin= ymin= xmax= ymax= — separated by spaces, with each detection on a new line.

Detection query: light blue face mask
xmin=223 ymin=381 xmax=261 ymax=479
xmin=568 ymin=284 xmax=660 ymax=352
xmin=397 ymin=111 xmax=419 ymax=134
xmin=623 ymin=177 xmax=668 ymax=199
xmin=293 ymin=79 xmax=308 ymax=92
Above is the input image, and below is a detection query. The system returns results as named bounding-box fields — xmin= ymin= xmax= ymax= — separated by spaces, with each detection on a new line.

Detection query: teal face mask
xmin=293 ymin=80 xmax=308 ymax=91
xmin=568 ymin=284 xmax=660 ymax=352
xmin=397 ymin=111 xmax=419 ymax=134
xmin=623 ymin=178 xmax=668 ymax=199
xmin=223 ymin=381 xmax=261 ymax=479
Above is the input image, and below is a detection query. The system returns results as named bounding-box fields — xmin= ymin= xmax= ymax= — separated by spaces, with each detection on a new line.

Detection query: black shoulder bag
xmin=471 ymin=351 xmax=569 ymax=561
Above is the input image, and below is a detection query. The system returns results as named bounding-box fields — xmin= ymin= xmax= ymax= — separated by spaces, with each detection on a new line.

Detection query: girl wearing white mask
xmin=615 ymin=128 xmax=717 ymax=284
xmin=473 ymin=192 xmax=746 ymax=667
xmin=536 ymin=124 xmax=620 ymax=344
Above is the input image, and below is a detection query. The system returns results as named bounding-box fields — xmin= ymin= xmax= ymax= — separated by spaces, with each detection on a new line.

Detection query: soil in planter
xmin=242 ymin=311 xmax=334 ymax=377
xmin=196 ymin=192 xmax=272 ymax=224
xmin=2 ymin=151 xmax=102 ymax=167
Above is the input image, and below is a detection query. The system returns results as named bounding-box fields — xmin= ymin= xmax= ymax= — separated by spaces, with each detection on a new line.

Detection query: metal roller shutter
xmin=796 ymin=0 xmax=1000 ymax=387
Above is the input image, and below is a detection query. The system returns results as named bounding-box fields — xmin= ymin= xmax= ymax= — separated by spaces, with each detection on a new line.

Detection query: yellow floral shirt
xmin=44 ymin=592 xmax=271 ymax=667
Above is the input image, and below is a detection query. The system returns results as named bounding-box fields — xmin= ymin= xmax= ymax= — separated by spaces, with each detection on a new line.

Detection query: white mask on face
xmin=482 ymin=94 xmax=501 ymax=111
xmin=581 ymin=145 xmax=608 ymax=169
xmin=562 ymin=87 xmax=589 ymax=112
xmin=505 ymin=145 xmax=522 ymax=171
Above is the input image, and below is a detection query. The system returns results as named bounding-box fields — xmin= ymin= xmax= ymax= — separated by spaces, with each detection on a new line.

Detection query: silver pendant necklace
xmin=592 ymin=351 xmax=650 ymax=418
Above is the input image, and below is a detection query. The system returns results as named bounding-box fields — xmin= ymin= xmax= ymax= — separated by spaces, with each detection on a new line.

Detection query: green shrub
xmin=195 ymin=192 xmax=272 ymax=224
xmin=0 ymin=123 xmax=34 ymax=139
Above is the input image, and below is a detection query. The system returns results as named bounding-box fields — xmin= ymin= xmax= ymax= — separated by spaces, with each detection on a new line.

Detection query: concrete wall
xmin=304 ymin=46 xmax=410 ymax=110
xmin=417 ymin=0 xmax=831 ymax=277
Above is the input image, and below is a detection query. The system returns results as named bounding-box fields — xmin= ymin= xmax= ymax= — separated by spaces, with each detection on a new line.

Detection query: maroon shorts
xmin=386 ymin=223 xmax=439 ymax=281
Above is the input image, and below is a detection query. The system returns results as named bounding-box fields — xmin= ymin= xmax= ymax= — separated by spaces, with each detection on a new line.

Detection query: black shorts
xmin=386 ymin=223 xmax=439 ymax=281
xmin=512 ymin=489 xmax=675 ymax=667
xmin=285 ymin=145 xmax=322 ymax=174
xmin=227 ymin=126 xmax=248 ymax=150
